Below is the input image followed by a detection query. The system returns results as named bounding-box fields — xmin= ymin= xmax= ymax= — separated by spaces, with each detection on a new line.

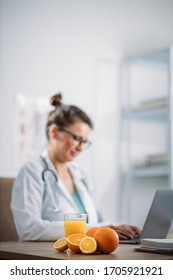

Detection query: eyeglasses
xmin=59 ymin=127 xmax=92 ymax=149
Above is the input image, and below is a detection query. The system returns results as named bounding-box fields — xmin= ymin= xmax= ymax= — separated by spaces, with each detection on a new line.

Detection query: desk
xmin=0 ymin=242 xmax=172 ymax=260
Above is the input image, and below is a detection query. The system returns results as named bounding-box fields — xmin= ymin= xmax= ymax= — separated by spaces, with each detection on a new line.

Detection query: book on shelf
xmin=140 ymin=97 xmax=167 ymax=107
xmin=133 ymin=154 xmax=169 ymax=169
xmin=146 ymin=154 xmax=169 ymax=163
xmin=134 ymin=97 xmax=168 ymax=112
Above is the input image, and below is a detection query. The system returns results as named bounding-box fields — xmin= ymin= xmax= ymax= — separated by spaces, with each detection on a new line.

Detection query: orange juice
xmin=64 ymin=220 xmax=86 ymax=237
xmin=64 ymin=213 xmax=87 ymax=237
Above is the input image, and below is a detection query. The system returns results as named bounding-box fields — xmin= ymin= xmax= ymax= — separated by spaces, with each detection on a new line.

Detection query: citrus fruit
xmin=79 ymin=236 xmax=97 ymax=254
xmin=93 ymin=227 xmax=119 ymax=253
xmin=53 ymin=237 xmax=68 ymax=252
xmin=67 ymin=233 xmax=86 ymax=253
xmin=86 ymin=227 xmax=100 ymax=237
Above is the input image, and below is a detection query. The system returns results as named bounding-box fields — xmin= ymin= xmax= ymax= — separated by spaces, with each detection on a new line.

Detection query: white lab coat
xmin=11 ymin=155 xmax=106 ymax=241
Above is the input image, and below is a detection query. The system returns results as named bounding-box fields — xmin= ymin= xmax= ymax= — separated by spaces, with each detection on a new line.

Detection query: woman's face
xmin=50 ymin=121 xmax=91 ymax=162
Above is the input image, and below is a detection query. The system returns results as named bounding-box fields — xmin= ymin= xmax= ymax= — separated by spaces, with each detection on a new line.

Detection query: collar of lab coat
xmin=41 ymin=153 xmax=98 ymax=224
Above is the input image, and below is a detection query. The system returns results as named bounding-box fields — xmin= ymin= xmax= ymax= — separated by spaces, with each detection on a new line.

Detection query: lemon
xmin=54 ymin=237 xmax=68 ymax=252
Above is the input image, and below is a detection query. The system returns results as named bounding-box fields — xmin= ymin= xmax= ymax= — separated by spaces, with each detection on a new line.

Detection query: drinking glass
xmin=64 ymin=213 xmax=87 ymax=237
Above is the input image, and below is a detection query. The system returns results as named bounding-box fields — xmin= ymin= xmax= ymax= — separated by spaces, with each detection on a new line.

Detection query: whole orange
xmin=86 ymin=227 xmax=100 ymax=237
xmin=93 ymin=227 xmax=119 ymax=253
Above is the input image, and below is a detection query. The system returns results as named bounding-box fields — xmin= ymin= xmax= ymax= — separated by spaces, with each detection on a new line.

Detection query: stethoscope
xmin=40 ymin=155 xmax=90 ymax=221
xmin=40 ymin=155 xmax=89 ymax=192
xmin=40 ymin=156 xmax=58 ymax=182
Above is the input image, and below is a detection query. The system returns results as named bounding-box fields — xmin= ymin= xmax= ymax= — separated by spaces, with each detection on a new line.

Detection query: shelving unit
xmin=121 ymin=47 xmax=173 ymax=223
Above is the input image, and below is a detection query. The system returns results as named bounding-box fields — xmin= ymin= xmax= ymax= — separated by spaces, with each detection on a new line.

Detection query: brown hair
xmin=46 ymin=93 xmax=93 ymax=139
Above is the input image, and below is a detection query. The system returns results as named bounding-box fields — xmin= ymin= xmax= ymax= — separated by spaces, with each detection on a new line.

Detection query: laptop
xmin=120 ymin=189 xmax=173 ymax=244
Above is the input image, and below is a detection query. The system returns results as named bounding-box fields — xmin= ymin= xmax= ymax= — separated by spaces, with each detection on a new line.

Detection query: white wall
xmin=0 ymin=0 xmax=122 ymax=224
xmin=1 ymin=0 xmax=173 ymax=225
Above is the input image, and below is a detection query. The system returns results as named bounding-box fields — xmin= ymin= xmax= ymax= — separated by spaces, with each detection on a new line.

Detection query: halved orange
xmin=54 ymin=237 xmax=68 ymax=252
xmin=79 ymin=236 xmax=97 ymax=254
xmin=67 ymin=233 xmax=86 ymax=253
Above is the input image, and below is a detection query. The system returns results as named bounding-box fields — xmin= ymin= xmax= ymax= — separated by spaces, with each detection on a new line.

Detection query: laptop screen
xmin=141 ymin=189 xmax=173 ymax=239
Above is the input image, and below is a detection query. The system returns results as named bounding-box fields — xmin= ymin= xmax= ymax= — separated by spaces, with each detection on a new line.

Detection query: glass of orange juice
xmin=64 ymin=213 xmax=87 ymax=237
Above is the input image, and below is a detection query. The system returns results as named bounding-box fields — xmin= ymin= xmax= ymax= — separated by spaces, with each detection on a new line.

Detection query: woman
xmin=11 ymin=93 xmax=140 ymax=241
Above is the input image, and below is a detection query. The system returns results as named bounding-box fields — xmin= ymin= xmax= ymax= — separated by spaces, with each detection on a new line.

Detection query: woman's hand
xmin=107 ymin=224 xmax=141 ymax=240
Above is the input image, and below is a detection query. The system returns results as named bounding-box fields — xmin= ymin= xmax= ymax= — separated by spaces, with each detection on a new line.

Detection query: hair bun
xmin=50 ymin=93 xmax=62 ymax=107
